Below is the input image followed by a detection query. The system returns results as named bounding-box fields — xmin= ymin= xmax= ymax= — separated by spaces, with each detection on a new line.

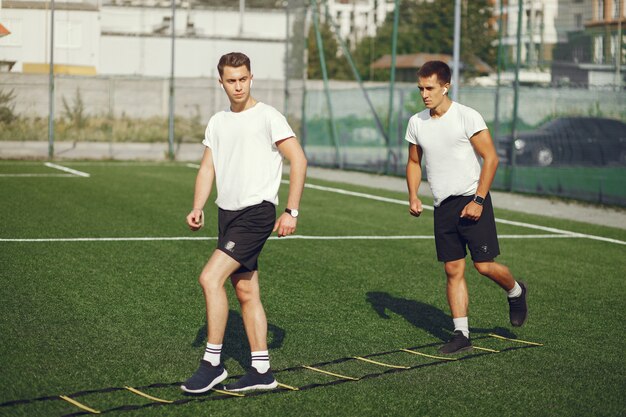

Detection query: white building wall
xmin=496 ymin=0 xmax=559 ymax=64
xmin=0 ymin=4 xmax=289 ymax=78
xmin=99 ymin=6 xmax=287 ymax=39
xmin=0 ymin=6 xmax=99 ymax=72
xmin=99 ymin=34 xmax=286 ymax=79
xmin=554 ymin=0 xmax=594 ymax=42
xmin=99 ymin=5 xmax=288 ymax=78
xmin=325 ymin=0 xmax=394 ymax=45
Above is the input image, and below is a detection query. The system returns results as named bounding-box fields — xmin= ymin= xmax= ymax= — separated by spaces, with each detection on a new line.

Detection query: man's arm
xmin=460 ymin=128 xmax=499 ymax=220
xmin=274 ymin=137 xmax=307 ymax=237
xmin=406 ymin=143 xmax=424 ymax=217
xmin=186 ymin=147 xmax=215 ymax=231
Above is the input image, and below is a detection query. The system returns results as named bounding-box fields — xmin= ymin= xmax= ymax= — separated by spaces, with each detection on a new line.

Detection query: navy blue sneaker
xmin=438 ymin=331 xmax=473 ymax=354
xmin=224 ymin=367 xmax=277 ymax=392
xmin=508 ymin=281 xmax=528 ymax=327
xmin=180 ymin=360 xmax=228 ymax=394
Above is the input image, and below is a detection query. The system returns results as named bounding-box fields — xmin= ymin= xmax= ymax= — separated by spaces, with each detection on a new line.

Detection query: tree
xmin=351 ymin=0 xmax=496 ymax=81
xmin=306 ymin=20 xmax=351 ymax=80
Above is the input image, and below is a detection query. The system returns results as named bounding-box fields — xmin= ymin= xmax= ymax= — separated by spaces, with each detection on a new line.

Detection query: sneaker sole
xmin=438 ymin=345 xmax=473 ymax=355
xmin=225 ymin=380 xmax=278 ymax=393
xmin=511 ymin=281 xmax=528 ymax=327
xmin=180 ymin=369 xmax=228 ymax=394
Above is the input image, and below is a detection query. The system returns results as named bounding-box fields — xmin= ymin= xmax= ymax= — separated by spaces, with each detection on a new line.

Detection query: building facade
xmin=0 ymin=0 xmax=293 ymax=79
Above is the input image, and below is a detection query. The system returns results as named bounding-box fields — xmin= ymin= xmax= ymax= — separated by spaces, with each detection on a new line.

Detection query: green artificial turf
xmin=0 ymin=161 xmax=624 ymax=417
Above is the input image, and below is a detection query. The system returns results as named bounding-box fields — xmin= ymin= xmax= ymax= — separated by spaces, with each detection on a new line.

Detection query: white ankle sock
xmin=508 ymin=282 xmax=522 ymax=298
xmin=251 ymin=350 xmax=270 ymax=373
xmin=203 ymin=343 xmax=222 ymax=366
xmin=453 ymin=317 xmax=469 ymax=338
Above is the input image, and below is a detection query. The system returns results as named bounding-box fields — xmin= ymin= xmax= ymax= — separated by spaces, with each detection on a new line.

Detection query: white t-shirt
xmin=405 ymin=101 xmax=487 ymax=207
xmin=202 ymin=102 xmax=295 ymax=211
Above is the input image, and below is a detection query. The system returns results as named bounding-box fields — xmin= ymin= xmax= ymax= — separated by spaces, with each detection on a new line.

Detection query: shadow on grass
xmin=191 ymin=310 xmax=285 ymax=369
xmin=365 ymin=291 xmax=517 ymax=341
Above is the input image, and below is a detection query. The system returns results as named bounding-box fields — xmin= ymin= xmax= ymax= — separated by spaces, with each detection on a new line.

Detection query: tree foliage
xmin=306 ymin=20 xmax=351 ymax=80
xmin=308 ymin=0 xmax=496 ymax=81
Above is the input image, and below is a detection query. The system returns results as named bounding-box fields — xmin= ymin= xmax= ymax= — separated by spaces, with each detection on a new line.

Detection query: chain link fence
xmin=0 ymin=0 xmax=625 ymax=205
xmin=300 ymin=0 xmax=626 ymax=207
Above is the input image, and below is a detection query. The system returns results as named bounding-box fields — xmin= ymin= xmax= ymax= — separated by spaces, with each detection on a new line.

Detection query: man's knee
xmin=198 ymin=272 xmax=224 ymax=293
xmin=444 ymin=260 xmax=465 ymax=279
xmin=235 ymin=283 xmax=260 ymax=305
xmin=473 ymin=261 xmax=494 ymax=276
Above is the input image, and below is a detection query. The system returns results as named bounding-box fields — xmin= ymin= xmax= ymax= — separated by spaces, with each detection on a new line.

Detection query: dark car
xmin=495 ymin=117 xmax=626 ymax=167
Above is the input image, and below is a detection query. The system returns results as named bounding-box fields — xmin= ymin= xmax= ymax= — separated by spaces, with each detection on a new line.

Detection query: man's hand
xmin=273 ymin=213 xmax=297 ymax=237
xmin=460 ymin=201 xmax=483 ymax=221
xmin=186 ymin=208 xmax=204 ymax=231
xmin=409 ymin=197 xmax=423 ymax=217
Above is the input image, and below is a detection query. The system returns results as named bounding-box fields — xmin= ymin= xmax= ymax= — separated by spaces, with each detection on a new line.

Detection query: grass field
xmin=1 ymin=161 xmax=625 ymax=417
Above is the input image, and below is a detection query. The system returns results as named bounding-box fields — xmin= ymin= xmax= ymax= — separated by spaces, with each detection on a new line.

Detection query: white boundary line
xmin=0 ymin=173 xmax=76 ymax=177
xmin=4 ymin=168 xmax=620 ymax=244
xmin=291 ymin=181 xmax=626 ymax=246
xmin=0 ymin=234 xmax=588 ymax=243
xmin=44 ymin=162 xmax=90 ymax=177
xmin=0 ymin=162 xmax=91 ymax=178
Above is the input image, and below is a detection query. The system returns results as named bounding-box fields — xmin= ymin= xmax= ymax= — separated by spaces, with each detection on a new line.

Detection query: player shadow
xmin=191 ymin=310 xmax=285 ymax=370
xmin=366 ymin=291 xmax=517 ymax=341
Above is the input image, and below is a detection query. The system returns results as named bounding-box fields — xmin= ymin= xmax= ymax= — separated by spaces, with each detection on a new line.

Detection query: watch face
xmin=290 ymin=209 xmax=299 ymax=218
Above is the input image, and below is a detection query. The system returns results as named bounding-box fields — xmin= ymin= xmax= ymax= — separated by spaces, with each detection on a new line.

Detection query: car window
xmin=599 ymin=120 xmax=626 ymax=139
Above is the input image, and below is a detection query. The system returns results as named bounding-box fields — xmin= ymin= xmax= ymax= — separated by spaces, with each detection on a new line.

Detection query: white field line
xmin=290 ymin=181 xmax=626 ymax=246
xmin=186 ymin=163 xmax=200 ymax=169
xmin=0 ymin=173 xmax=76 ymax=177
xmin=44 ymin=162 xmax=90 ymax=177
xmin=0 ymin=234 xmax=586 ymax=243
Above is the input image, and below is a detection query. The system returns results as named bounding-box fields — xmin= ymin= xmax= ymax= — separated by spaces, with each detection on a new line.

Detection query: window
xmin=594 ymin=35 xmax=604 ymax=63
xmin=575 ymin=13 xmax=583 ymax=28
xmin=612 ymin=0 xmax=620 ymax=18
xmin=597 ymin=0 xmax=605 ymax=20
xmin=610 ymin=35 xmax=618 ymax=63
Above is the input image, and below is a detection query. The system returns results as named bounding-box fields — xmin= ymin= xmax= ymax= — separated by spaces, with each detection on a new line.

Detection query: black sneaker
xmin=508 ymin=281 xmax=528 ymax=327
xmin=437 ymin=331 xmax=473 ymax=354
xmin=180 ymin=360 xmax=228 ymax=394
xmin=224 ymin=367 xmax=278 ymax=392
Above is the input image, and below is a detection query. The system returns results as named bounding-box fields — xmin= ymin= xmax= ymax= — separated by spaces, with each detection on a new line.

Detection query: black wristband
xmin=473 ymin=195 xmax=485 ymax=206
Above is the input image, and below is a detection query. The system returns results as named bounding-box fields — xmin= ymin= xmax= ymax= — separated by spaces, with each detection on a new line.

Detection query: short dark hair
xmin=217 ymin=52 xmax=251 ymax=77
xmin=417 ymin=60 xmax=451 ymax=85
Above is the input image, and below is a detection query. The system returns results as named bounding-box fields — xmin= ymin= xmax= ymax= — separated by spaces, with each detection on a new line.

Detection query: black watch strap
xmin=473 ymin=195 xmax=485 ymax=206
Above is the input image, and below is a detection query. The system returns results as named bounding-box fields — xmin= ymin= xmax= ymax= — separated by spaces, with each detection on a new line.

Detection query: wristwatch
xmin=285 ymin=208 xmax=299 ymax=218
xmin=473 ymin=195 xmax=485 ymax=206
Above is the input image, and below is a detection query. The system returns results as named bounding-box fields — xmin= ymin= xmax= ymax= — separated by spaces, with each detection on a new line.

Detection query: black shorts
xmin=433 ymin=193 xmax=500 ymax=263
xmin=217 ymin=201 xmax=276 ymax=274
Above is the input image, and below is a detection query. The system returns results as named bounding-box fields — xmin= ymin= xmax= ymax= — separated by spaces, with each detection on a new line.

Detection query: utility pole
xmin=239 ymin=0 xmax=245 ymax=36
xmin=452 ymin=0 xmax=461 ymax=101
xmin=509 ymin=0 xmax=524 ymax=191
xmin=616 ymin=0 xmax=623 ymax=90
xmin=47 ymin=0 xmax=55 ymax=158
xmin=167 ymin=0 xmax=175 ymax=160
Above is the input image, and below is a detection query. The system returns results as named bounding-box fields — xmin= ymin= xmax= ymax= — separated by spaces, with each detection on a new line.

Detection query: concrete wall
xmin=0 ymin=73 xmax=288 ymax=119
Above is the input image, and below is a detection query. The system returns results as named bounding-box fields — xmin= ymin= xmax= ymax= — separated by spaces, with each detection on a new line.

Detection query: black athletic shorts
xmin=433 ymin=193 xmax=500 ymax=263
xmin=217 ymin=200 xmax=276 ymax=274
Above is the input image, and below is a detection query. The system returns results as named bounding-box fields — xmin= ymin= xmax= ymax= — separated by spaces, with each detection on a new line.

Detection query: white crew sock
xmin=507 ymin=281 xmax=522 ymax=298
xmin=251 ymin=350 xmax=270 ymax=373
xmin=453 ymin=317 xmax=470 ymax=338
xmin=202 ymin=343 xmax=222 ymax=366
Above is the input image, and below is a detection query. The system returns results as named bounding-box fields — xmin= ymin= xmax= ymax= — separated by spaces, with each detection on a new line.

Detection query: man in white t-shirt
xmin=405 ymin=61 xmax=528 ymax=354
xmin=181 ymin=52 xmax=307 ymax=393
